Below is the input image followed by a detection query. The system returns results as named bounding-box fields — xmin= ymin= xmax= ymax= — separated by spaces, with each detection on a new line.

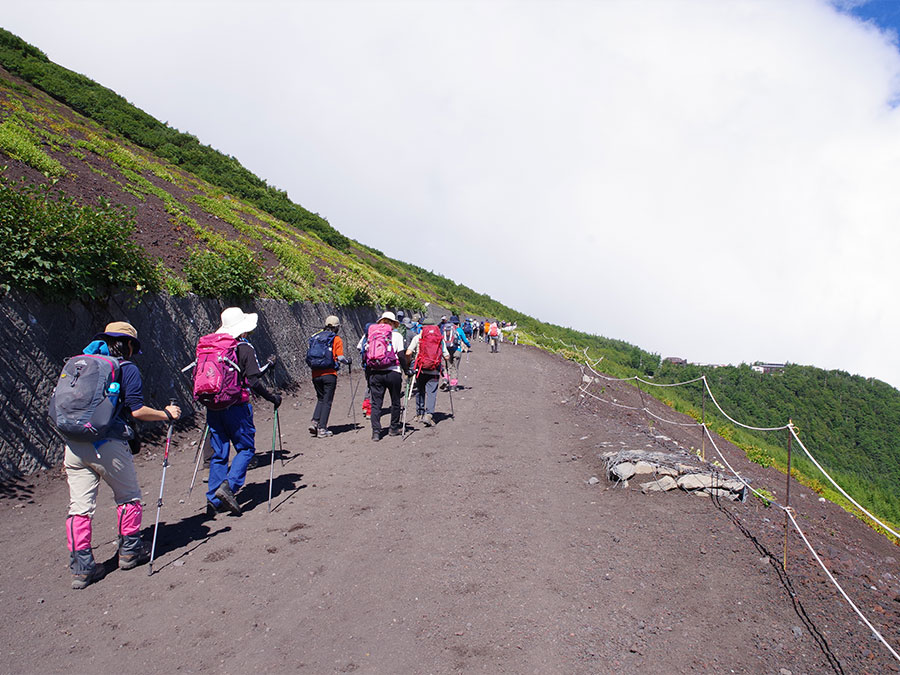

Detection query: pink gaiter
xmin=66 ymin=515 xmax=92 ymax=552
xmin=117 ymin=501 xmax=143 ymax=536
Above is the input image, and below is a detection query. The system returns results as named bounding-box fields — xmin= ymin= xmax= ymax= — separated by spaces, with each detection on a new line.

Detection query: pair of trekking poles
xmin=345 ymin=359 xmax=455 ymax=440
xmin=148 ymin=405 xmax=285 ymax=576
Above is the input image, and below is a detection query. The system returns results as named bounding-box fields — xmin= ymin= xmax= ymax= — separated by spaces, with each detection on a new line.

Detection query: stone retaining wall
xmin=0 ymin=291 xmax=448 ymax=479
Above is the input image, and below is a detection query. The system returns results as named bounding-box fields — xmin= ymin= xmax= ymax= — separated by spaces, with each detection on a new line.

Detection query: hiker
xmin=488 ymin=320 xmax=501 ymax=352
xmin=462 ymin=318 xmax=473 ymax=341
xmin=410 ymin=314 xmax=422 ymax=336
xmin=442 ymin=317 xmax=470 ymax=389
xmin=406 ymin=317 xmax=450 ymax=426
xmin=356 ymin=321 xmax=374 ymax=420
xmin=58 ymin=321 xmax=182 ymax=589
xmin=396 ymin=310 xmax=410 ymax=343
xmin=365 ymin=311 xmax=407 ymax=441
xmin=205 ymin=307 xmax=281 ymax=518
xmin=306 ymin=315 xmax=350 ymax=438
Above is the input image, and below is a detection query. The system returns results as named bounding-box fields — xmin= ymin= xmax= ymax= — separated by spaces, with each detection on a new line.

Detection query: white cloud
xmin=3 ymin=0 xmax=900 ymax=386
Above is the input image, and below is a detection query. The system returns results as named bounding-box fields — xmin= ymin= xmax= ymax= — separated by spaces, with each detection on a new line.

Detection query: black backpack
xmin=306 ymin=331 xmax=337 ymax=369
xmin=48 ymin=354 xmax=124 ymax=442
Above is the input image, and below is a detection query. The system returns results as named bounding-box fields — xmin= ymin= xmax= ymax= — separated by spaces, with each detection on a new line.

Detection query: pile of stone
xmin=602 ymin=449 xmax=749 ymax=502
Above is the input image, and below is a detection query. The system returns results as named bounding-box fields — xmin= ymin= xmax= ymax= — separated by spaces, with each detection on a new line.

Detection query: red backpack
xmin=415 ymin=325 xmax=443 ymax=372
xmin=193 ymin=333 xmax=248 ymax=410
xmin=365 ymin=323 xmax=399 ymax=369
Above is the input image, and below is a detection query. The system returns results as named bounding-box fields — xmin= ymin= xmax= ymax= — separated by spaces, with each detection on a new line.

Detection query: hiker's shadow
xmin=330 ymin=423 xmax=359 ymax=435
xmin=432 ymin=412 xmax=454 ymax=424
xmin=137 ymin=511 xmax=231 ymax=568
xmin=238 ymin=472 xmax=306 ymax=513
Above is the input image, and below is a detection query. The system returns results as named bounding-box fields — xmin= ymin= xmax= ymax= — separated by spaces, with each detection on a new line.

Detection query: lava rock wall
xmin=0 ymin=291 xmax=445 ymax=479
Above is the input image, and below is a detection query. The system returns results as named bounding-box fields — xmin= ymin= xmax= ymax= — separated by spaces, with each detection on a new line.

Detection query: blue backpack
xmin=306 ymin=331 xmax=337 ymax=369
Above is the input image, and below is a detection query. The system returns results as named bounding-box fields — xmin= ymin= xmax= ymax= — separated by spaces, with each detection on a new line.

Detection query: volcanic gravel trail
xmin=1 ymin=340 xmax=897 ymax=674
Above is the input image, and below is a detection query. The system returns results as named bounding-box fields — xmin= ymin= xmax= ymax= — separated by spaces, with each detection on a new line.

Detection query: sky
xmin=3 ymin=0 xmax=900 ymax=388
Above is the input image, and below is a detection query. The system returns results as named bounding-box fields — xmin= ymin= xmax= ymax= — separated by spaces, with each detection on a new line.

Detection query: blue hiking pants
xmin=206 ymin=402 xmax=256 ymax=507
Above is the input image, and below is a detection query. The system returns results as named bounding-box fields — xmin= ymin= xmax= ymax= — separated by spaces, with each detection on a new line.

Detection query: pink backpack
xmin=193 ymin=333 xmax=248 ymax=410
xmin=365 ymin=323 xmax=398 ymax=369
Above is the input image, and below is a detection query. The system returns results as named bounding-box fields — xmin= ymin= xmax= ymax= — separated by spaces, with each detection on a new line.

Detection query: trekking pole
xmin=268 ymin=409 xmax=278 ymax=513
xmin=444 ymin=358 xmax=455 ymax=419
xmin=401 ymin=372 xmax=414 ymax=438
xmin=187 ymin=422 xmax=210 ymax=500
xmin=275 ymin=406 xmax=285 ymax=467
xmin=148 ymin=400 xmax=176 ymax=576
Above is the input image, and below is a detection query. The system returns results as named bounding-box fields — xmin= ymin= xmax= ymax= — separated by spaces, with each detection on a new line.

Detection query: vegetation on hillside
xmin=0 ymin=174 xmax=161 ymax=299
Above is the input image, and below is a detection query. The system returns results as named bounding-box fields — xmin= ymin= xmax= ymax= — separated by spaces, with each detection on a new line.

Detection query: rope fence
xmin=519 ymin=330 xmax=900 ymax=664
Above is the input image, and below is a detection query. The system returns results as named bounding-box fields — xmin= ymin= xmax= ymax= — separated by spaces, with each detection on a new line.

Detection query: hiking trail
xmin=1 ymin=342 xmax=897 ymax=674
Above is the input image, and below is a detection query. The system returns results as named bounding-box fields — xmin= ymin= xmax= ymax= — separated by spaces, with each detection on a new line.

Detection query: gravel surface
xmin=1 ymin=341 xmax=898 ymax=674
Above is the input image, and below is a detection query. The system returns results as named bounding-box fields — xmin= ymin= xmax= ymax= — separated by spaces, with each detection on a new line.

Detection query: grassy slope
xmin=0 ymin=27 xmax=896 ymax=535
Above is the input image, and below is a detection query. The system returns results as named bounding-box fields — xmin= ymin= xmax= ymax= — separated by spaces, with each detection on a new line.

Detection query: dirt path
xmin=1 ymin=341 xmax=897 ymax=674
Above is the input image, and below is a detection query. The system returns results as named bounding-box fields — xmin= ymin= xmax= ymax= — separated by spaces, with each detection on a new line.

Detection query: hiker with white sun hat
xmin=203 ymin=307 xmax=281 ymax=518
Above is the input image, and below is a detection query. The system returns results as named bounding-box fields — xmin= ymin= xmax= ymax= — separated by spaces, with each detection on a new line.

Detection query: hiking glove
xmin=338 ymin=355 xmax=351 ymax=366
xmin=269 ymin=393 xmax=283 ymax=409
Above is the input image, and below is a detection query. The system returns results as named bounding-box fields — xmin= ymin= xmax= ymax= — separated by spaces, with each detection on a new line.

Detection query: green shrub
xmin=745 ymin=444 xmax=773 ymax=468
xmin=0 ymin=174 xmax=161 ymax=298
xmin=160 ymin=265 xmax=190 ymax=296
xmin=183 ymin=245 xmax=264 ymax=299
xmin=267 ymin=276 xmax=305 ymax=302
xmin=0 ymin=119 xmax=65 ymax=176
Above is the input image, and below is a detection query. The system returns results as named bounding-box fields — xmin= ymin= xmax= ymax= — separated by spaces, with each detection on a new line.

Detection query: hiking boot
xmin=308 ymin=423 xmax=318 ymax=437
xmin=317 ymin=428 xmax=333 ymax=438
xmin=206 ymin=500 xmax=219 ymax=519
xmin=372 ymin=430 xmax=381 ymax=442
xmin=214 ymin=481 xmax=242 ymax=516
xmin=423 ymin=414 xmax=434 ymax=427
xmin=118 ymin=547 xmax=150 ymax=570
xmin=388 ymin=427 xmax=402 ymax=437
xmin=71 ymin=564 xmax=106 ymax=590
xmin=246 ymin=453 xmax=261 ymax=470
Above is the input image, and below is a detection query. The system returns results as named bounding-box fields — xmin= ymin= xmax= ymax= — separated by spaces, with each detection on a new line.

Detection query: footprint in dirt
xmin=203 ymin=547 xmax=235 ymax=563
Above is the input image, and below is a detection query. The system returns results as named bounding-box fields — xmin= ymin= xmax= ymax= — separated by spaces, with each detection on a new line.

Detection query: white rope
xmin=789 ymin=427 xmax=900 ymax=540
xmin=643 ymin=406 xmax=704 ymax=428
xmin=785 ymin=509 xmax=900 ymax=663
xmin=636 ymin=375 xmax=705 ymax=388
xmin=702 ymin=376 xmax=791 ymax=432
xmin=579 ymin=382 xmax=701 ymax=426
xmin=579 ymin=383 xmax=644 ymax=411
xmin=703 ymin=426 xmax=786 ymax=508
xmin=584 ymin=360 xmax=637 ymax=382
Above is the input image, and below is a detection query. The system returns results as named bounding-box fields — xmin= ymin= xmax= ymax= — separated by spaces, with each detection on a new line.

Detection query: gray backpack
xmin=48 ymin=354 xmax=123 ymax=442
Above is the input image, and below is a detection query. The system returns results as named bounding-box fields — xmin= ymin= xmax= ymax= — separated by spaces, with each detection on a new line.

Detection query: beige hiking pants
xmin=64 ymin=439 xmax=142 ymax=517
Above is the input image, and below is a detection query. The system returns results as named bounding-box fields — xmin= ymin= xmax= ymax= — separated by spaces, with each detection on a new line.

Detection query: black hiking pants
xmin=369 ymin=370 xmax=402 ymax=434
xmin=312 ymin=374 xmax=337 ymax=430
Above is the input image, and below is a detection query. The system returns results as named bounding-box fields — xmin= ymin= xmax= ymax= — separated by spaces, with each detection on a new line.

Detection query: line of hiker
xmin=47 ymin=306 xmax=515 ymax=589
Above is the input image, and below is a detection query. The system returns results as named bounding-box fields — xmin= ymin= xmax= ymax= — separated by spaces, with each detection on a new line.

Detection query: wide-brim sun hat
xmin=94 ymin=321 xmax=141 ymax=353
xmin=216 ymin=307 xmax=258 ymax=337
xmin=378 ymin=311 xmax=398 ymax=325
xmin=422 ymin=317 xmax=437 ymax=326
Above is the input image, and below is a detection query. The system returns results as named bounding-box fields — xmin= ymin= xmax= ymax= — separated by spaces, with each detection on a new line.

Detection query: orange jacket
xmin=311 ymin=335 xmax=344 ymax=378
